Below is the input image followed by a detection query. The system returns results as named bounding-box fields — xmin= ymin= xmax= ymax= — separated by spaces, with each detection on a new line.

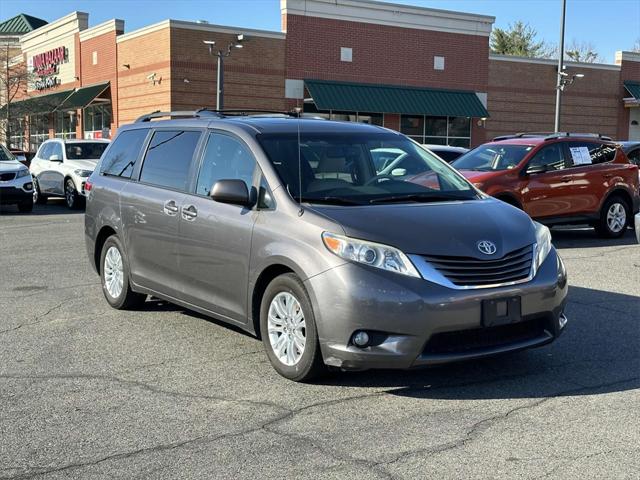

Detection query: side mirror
xmin=525 ymin=164 xmax=547 ymax=175
xmin=210 ymin=179 xmax=253 ymax=207
xmin=49 ymin=154 xmax=62 ymax=162
xmin=391 ymin=168 xmax=407 ymax=176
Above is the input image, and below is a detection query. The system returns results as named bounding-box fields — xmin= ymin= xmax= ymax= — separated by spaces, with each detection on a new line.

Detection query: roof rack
xmin=134 ymin=108 xmax=323 ymax=123
xmin=493 ymin=131 xmax=613 ymax=142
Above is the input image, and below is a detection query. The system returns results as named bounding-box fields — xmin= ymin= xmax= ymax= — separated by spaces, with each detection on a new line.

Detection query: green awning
xmin=305 ymin=79 xmax=489 ymax=118
xmin=56 ymin=82 xmax=110 ymax=111
xmin=624 ymin=81 xmax=640 ymax=101
xmin=0 ymin=88 xmax=74 ymax=117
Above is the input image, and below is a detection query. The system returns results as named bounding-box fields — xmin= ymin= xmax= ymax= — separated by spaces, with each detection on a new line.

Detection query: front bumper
xmin=0 ymin=181 xmax=33 ymax=204
xmin=305 ymin=248 xmax=568 ymax=370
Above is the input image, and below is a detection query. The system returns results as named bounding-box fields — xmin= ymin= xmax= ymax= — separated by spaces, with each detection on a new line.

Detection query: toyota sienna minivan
xmin=85 ymin=111 xmax=568 ymax=381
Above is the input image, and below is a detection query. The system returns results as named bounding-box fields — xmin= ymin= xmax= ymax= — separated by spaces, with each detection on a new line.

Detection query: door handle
xmin=181 ymin=204 xmax=198 ymax=221
xmin=561 ymin=176 xmax=571 ymax=182
xmin=163 ymin=200 xmax=179 ymax=216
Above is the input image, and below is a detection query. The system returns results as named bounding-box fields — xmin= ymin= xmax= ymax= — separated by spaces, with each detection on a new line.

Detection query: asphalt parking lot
xmin=1 ymin=201 xmax=638 ymax=480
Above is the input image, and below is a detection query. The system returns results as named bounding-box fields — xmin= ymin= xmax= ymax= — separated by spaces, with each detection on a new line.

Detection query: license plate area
xmin=482 ymin=297 xmax=521 ymax=327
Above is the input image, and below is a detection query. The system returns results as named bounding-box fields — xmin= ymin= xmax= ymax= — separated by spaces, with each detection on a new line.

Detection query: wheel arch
xmin=94 ymin=225 xmax=117 ymax=274
xmin=493 ymin=192 xmax=523 ymax=210
xmin=601 ymin=187 xmax=633 ymax=213
xmin=250 ymin=264 xmax=296 ymax=338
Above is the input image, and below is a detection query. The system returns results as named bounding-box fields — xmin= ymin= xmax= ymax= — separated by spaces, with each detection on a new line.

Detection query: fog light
xmin=24 ymin=182 xmax=33 ymax=191
xmin=559 ymin=313 xmax=568 ymax=329
xmin=352 ymin=331 xmax=370 ymax=347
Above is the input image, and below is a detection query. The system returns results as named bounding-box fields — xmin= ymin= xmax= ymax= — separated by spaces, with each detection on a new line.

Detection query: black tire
xmin=17 ymin=199 xmax=33 ymax=213
xmin=260 ymin=273 xmax=325 ymax=382
xmin=595 ymin=195 xmax=630 ymax=238
xmin=33 ymin=178 xmax=47 ymax=204
xmin=65 ymin=178 xmax=84 ymax=210
xmin=99 ymin=235 xmax=146 ymax=310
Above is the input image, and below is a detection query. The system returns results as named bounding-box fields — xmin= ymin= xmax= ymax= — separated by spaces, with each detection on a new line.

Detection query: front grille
xmin=0 ymin=172 xmax=16 ymax=181
xmin=422 ymin=244 xmax=533 ymax=287
xmin=423 ymin=318 xmax=549 ymax=356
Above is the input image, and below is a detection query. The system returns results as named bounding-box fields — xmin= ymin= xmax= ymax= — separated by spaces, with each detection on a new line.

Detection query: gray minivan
xmin=85 ymin=111 xmax=568 ymax=381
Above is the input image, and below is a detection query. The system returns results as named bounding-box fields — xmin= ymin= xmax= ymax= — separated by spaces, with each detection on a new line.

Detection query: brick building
xmin=2 ymin=0 xmax=639 ymax=153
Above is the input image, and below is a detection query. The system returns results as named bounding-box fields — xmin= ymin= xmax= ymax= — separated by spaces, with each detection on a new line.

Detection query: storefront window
xmin=54 ymin=111 xmax=77 ymax=139
xmin=8 ymin=117 xmax=26 ymax=150
xmin=303 ymin=103 xmax=383 ymax=126
xmin=404 ymin=115 xmax=471 ymax=147
xmin=83 ymin=103 xmax=112 ymax=139
xmin=356 ymin=112 xmax=383 ymax=126
xmin=29 ymin=114 xmax=49 ymax=152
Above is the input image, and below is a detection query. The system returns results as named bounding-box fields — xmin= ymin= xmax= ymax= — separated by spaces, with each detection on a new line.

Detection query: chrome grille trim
xmin=0 ymin=172 xmax=17 ymax=181
xmin=409 ymin=244 xmax=537 ymax=290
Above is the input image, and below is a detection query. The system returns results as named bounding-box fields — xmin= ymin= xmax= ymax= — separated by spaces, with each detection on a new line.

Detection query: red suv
xmin=443 ymin=133 xmax=640 ymax=237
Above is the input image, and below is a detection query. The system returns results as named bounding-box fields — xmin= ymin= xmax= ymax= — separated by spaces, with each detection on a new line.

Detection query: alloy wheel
xmin=103 ymin=246 xmax=124 ymax=299
xmin=267 ymin=292 xmax=306 ymax=366
xmin=606 ymin=202 xmax=626 ymax=233
xmin=65 ymin=181 xmax=75 ymax=208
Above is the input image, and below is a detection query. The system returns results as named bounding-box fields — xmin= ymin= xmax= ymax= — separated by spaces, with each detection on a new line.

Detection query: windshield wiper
xmin=369 ymin=192 xmax=475 ymax=204
xmin=298 ymin=196 xmax=365 ymax=206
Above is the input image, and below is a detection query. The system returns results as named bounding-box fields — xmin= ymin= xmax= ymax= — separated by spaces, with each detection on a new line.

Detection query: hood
xmin=66 ymin=159 xmax=98 ymax=170
xmin=0 ymin=160 xmax=25 ymax=173
xmin=309 ymin=198 xmax=536 ymax=258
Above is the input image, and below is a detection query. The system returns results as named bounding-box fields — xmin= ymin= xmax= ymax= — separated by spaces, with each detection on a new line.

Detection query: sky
xmin=1 ymin=0 xmax=639 ymax=63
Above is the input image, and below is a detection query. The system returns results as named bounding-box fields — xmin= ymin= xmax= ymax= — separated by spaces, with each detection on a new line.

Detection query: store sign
xmin=31 ymin=46 xmax=68 ymax=91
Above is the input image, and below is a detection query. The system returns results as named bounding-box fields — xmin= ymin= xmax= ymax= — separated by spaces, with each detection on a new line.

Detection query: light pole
xmin=553 ymin=0 xmax=567 ymax=133
xmin=204 ymin=34 xmax=244 ymax=111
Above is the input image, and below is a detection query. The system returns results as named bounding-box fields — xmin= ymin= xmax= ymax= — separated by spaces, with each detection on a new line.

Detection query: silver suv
xmin=85 ymin=111 xmax=568 ymax=381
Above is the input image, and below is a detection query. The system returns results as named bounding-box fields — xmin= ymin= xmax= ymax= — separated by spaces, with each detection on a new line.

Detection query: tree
xmin=632 ymin=38 xmax=640 ymax=53
xmin=490 ymin=21 xmax=554 ymax=58
xmin=565 ymin=40 xmax=600 ymax=63
xmin=0 ymin=39 xmax=34 ymax=148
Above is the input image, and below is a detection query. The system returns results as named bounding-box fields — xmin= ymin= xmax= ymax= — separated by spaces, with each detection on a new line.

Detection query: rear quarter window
xmin=566 ymin=141 xmax=617 ymax=167
xmin=100 ymin=129 xmax=149 ymax=179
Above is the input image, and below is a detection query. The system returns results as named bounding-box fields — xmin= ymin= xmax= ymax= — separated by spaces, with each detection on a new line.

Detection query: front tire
xmin=595 ymin=195 xmax=630 ymax=238
xmin=260 ymin=273 xmax=325 ymax=382
xmin=99 ymin=235 xmax=146 ymax=310
xmin=65 ymin=178 xmax=84 ymax=210
xmin=33 ymin=178 xmax=47 ymax=204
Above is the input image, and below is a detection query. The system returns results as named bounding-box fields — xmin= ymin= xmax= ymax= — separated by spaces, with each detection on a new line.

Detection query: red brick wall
xmin=80 ymin=29 xmax=120 ymax=134
xmin=169 ymin=27 xmax=286 ymax=112
xmin=486 ymin=59 xmax=621 ymax=140
xmin=285 ymin=14 xmax=489 ymax=92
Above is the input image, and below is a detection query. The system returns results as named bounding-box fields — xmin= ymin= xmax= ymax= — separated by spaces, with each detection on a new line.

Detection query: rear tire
xmin=260 ymin=273 xmax=325 ymax=382
xmin=65 ymin=179 xmax=84 ymax=210
xmin=595 ymin=195 xmax=630 ymax=238
xmin=17 ymin=199 xmax=33 ymax=213
xmin=99 ymin=235 xmax=146 ymax=310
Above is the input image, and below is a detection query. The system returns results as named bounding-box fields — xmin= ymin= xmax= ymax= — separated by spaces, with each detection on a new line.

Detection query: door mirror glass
xmin=49 ymin=154 xmax=62 ymax=162
xmin=210 ymin=179 xmax=253 ymax=207
xmin=391 ymin=168 xmax=407 ymax=176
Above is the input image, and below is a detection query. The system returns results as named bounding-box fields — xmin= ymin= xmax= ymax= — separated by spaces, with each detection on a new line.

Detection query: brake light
xmin=84 ymin=179 xmax=93 ymax=192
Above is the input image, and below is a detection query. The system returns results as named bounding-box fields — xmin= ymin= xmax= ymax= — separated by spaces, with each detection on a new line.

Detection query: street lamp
xmin=204 ymin=34 xmax=245 ymax=110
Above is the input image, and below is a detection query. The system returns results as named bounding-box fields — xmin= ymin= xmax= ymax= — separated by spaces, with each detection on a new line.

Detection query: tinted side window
xmin=566 ymin=141 xmax=616 ymax=166
xmin=528 ymin=144 xmax=565 ymax=171
xmin=101 ymin=129 xmax=149 ymax=179
xmin=38 ymin=143 xmax=51 ymax=160
xmin=50 ymin=142 xmax=63 ymax=160
xmin=196 ymin=133 xmax=256 ymax=196
xmin=140 ymin=130 xmax=201 ymax=191
xmin=627 ymin=148 xmax=640 ymax=166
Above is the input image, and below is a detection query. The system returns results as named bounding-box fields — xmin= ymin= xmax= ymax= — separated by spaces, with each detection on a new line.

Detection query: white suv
xmin=31 ymin=138 xmax=109 ymax=209
xmin=0 ymin=144 xmax=34 ymax=212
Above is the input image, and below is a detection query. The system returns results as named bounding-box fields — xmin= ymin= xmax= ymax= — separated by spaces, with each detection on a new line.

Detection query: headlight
xmin=533 ymin=221 xmax=552 ymax=276
xmin=16 ymin=169 xmax=30 ymax=178
xmin=322 ymin=232 xmax=420 ymax=278
xmin=74 ymin=169 xmax=93 ymax=177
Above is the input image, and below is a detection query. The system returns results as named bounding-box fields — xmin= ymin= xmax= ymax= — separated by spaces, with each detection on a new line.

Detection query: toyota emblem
xmin=477 ymin=240 xmax=497 ymax=255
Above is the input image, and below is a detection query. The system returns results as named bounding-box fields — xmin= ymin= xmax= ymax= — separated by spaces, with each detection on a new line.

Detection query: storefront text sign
xmin=31 ymin=46 xmax=68 ymax=90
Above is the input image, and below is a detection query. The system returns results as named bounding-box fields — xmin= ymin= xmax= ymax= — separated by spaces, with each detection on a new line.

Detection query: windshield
xmin=65 ymin=142 xmax=108 ymax=160
xmin=258 ymin=132 xmax=477 ymax=205
xmin=452 ymin=144 xmax=534 ymax=171
xmin=0 ymin=144 xmax=15 ymax=162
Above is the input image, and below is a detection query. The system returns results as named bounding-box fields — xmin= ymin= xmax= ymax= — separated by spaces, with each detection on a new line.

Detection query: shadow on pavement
xmin=551 ymin=226 xmax=637 ymax=248
xmin=0 ymin=200 xmax=84 ymax=216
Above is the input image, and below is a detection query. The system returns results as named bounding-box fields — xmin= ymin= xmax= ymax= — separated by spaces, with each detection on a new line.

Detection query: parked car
xmin=86 ymin=111 xmax=569 ymax=381
xmin=619 ymin=141 xmax=640 ymax=167
xmin=9 ymin=149 xmax=30 ymax=167
xmin=30 ymin=138 xmax=110 ymax=209
xmin=443 ymin=134 xmax=640 ymax=238
xmin=423 ymin=144 xmax=469 ymax=162
xmin=0 ymin=143 xmax=34 ymax=212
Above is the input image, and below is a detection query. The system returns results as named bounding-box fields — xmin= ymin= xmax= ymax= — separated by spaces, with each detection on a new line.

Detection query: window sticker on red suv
xmin=570 ymin=146 xmax=592 ymax=165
